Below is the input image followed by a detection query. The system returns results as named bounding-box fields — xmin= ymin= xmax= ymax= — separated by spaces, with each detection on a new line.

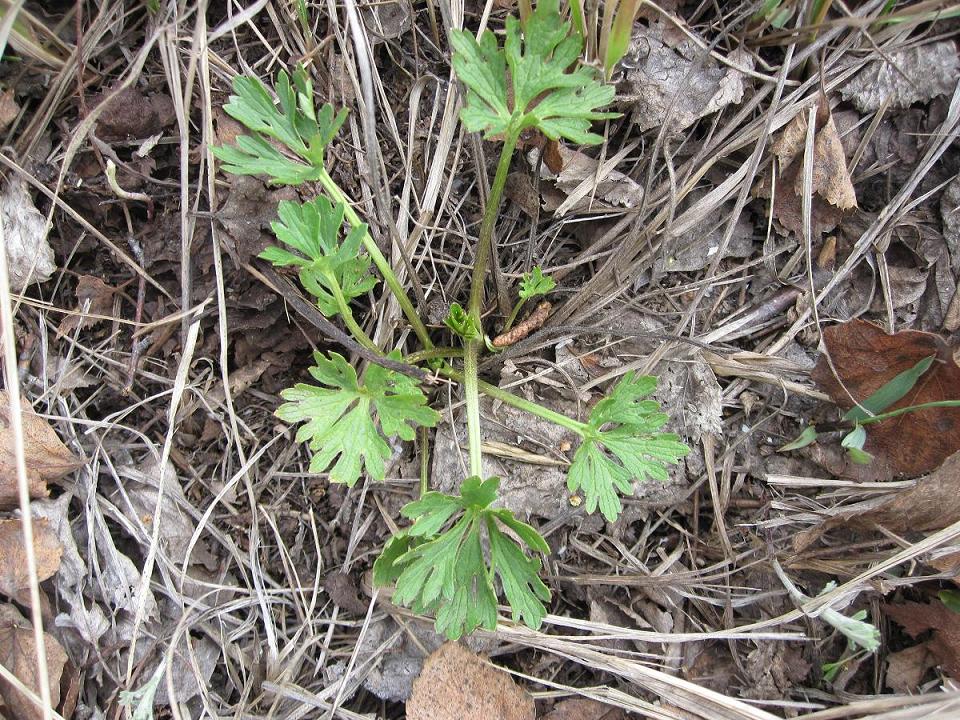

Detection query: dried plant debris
xmin=656 ymin=199 xmax=754 ymax=274
xmin=0 ymin=603 xmax=68 ymax=720
xmin=1 ymin=178 xmax=55 ymax=291
xmin=432 ymin=396 xmax=576 ymax=520
xmin=57 ymin=275 xmax=118 ymax=336
xmin=0 ymin=518 xmax=62 ymax=605
xmin=326 ymin=617 xmax=494 ymax=702
xmin=886 ymin=643 xmax=937 ymax=693
xmin=113 ymin=459 xmax=216 ymax=569
xmin=942 ymin=173 xmax=960 ymax=274
xmin=841 ymin=41 xmax=960 ymax=113
xmin=618 ymin=23 xmax=752 ymax=133
xmin=406 ymin=642 xmax=535 ymax=720
xmin=361 ymin=0 xmax=412 ymax=42
xmin=529 ymin=143 xmax=643 ymax=213
xmin=811 ymin=320 xmax=960 ymax=478
xmin=756 ymin=99 xmax=857 ymax=236
xmin=885 ymin=599 xmax=960 ymax=680
xmin=0 ymin=391 xmax=81 ymax=509
xmin=543 ymin=698 xmax=627 ymax=720
xmin=31 ymin=496 xmax=110 ymax=654
xmin=795 ymin=450 xmax=960 ymax=552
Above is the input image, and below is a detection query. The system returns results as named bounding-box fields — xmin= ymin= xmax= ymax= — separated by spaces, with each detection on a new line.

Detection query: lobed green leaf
xmin=212 ymin=65 xmax=348 ymax=185
xmin=375 ymin=476 xmax=552 ymax=639
xmin=276 ymin=352 xmax=439 ymax=486
xmin=568 ymin=373 xmax=689 ymax=522
xmin=449 ymin=0 xmax=618 ymax=145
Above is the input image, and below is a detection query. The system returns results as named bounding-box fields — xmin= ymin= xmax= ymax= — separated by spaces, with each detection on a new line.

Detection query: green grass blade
xmin=843 ymin=355 xmax=935 ymax=423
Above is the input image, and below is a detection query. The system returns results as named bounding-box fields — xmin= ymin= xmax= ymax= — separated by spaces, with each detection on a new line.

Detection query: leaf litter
xmin=810 ymin=320 xmax=960 ymax=478
xmin=406 ymin=642 xmax=535 ymax=720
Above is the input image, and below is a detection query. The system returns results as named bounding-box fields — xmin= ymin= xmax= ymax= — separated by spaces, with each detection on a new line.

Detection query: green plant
xmin=214 ymin=0 xmax=687 ymax=640
xmin=780 ymin=354 xmax=960 ymax=465
xmin=567 ymin=0 xmax=647 ymax=80
xmin=502 ymin=266 xmax=556 ymax=332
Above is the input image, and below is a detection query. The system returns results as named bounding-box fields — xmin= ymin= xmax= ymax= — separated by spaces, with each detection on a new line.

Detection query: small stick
xmin=492 ymin=301 xmax=551 ymax=348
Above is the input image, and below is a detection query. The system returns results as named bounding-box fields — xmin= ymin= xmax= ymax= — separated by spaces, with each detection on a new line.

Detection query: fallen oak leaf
xmin=0 ymin=519 xmax=62 ymax=605
xmin=406 ymin=642 xmax=535 ymax=720
xmin=885 ymin=599 xmax=960 ymax=679
xmin=0 ymin=391 xmax=82 ymax=509
xmin=0 ymin=603 xmax=67 ymax=720
xmin=811 ymin=320 xmax=960 ymax=478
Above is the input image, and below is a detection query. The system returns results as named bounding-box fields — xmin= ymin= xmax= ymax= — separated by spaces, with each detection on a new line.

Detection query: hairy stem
xmin=318 ymin=172 xmax=433 ymax=349
xmin=404 ymin=346 xmax=465 ymax=364
xmin=462 ymin=129 xmax=520 ymax=479
xmin=464 ymin=345 xmax=483 ymax=476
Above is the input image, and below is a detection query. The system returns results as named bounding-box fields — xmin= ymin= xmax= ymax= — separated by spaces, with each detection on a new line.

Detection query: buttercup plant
xmin=214 ymin=0 xmax=688 ymax=640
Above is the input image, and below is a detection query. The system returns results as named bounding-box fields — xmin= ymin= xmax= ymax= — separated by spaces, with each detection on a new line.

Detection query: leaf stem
xmin=467 ymin=131 xmax=519 ymax=329
xmin=404 ymin=346 xmax=465 ymax=364
xmin=318 ymin=171 xmax=433 ymax=349
xmin=855 ymin=399 xmax=960 ymax=426
xmin=323 ymin=270 xmax=379 ymax=353
xmin=438 ymin=365 xmax=590 ymax=436
xmin=461 ymin=129 xmax=521 ymax=480
xmin=502 ymin=299 xmax=525 ymax=333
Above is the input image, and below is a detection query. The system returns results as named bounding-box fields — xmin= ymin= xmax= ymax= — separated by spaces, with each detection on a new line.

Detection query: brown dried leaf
xmin=0 ymin=603 xmax=67 ymax=720
xmin=0 ymin=89 xmax=20 ymax=132
xmin=885 ymin=600 xmax=960 ymax=679
xmin=0 ymin=391 xmax=81 ymax=509
xmin=406 ymin=642 xmax=535 ymax=720
xmin=543 ymin=698 xmax=626 ymax=720
xmin=761 ymin=101 xmax=856 ymax=236
xmin=57 ymin=275 xmax=118 ymax=336
xmin=0 ymin=519 xmax=62 ymax=603
xmin=885 ymin=643 xmax=936 ymax=693
xmin=811 ymin=320 xmax=960 ymax=477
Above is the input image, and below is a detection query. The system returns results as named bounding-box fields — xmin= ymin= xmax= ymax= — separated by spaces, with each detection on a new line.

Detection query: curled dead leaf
xmin=406 ymin=642 xmax=535 ymax=720
xmin=0 ymin=603 xmax=67 ymax=720
xmin=0 ymin=391 xmax=82 ymax=509
xmin=57 ymin=275 xmax=118 ymax=336
xmin=0 ymin=519 xmax=62 ymax=604
xmin=811 ymin=320 xmax=960 ymax=478
xmin=757 ymin=99 xmax=856 ymax=236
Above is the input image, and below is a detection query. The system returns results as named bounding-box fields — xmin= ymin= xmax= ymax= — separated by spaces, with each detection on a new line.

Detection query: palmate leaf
xmin=259 ymin=197 xmax=377 ymax=317
xmin=568 ymin=372 xmax=689 ymax=522
xmin=518 ymin=266 xmax=555 ymax=300
xmin=449 ymin=0 xmax=618 ymax=144
xmin=277 ymin=352 xmax=440 ymax=486
xmin=374 ymin=476 xmax=551 ymax=640
xmin=212 ymin=65 xmax=347 ymax=185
